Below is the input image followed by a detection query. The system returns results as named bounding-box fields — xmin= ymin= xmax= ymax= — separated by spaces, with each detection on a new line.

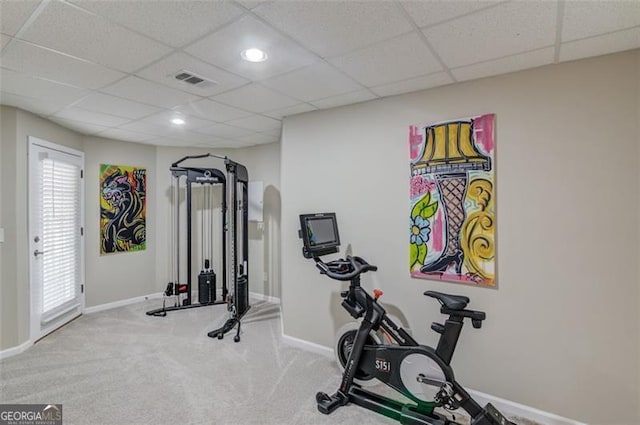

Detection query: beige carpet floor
xmin=0 ymin=298 xmax=527 ymax=425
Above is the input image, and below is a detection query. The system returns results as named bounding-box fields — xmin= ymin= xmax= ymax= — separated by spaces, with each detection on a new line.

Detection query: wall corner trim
xmin=280 ymin=334 xmax=586 ymax=425
xmin=84 ymin=292 xmax=163 ymax=314
xmin=281 ymin=333 xmax=333 ymax=358
xmin=249 ymin=292 xmax=281 ymax=305
xmin=0 ymin=340 xmax=33 ymax=360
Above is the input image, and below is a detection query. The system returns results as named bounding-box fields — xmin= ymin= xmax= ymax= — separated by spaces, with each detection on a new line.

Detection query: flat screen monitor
xmin=299 ymin=213 xmax=340 ymax=257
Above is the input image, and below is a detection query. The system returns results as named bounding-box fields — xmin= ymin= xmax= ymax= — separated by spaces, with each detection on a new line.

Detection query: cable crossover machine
xmin=146 ymin=153 xmax=250 ymax=342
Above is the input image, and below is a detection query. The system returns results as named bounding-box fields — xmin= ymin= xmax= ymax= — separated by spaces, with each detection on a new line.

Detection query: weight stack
xmin=198 ymin=270 xmax=216 ymax=304
xmin=235 ymin=275 xmax=248 ymax=316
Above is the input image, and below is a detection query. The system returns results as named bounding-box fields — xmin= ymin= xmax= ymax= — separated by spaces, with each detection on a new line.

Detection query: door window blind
xmin=41 ymin=158 xmax=81 ymax=317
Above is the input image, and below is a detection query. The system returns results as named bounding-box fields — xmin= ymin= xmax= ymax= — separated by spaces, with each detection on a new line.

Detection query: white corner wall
xmin=83 ymin=136 xmax=157 ymax=307
xmin=0 ymin=107 xmax=83 ymax=349
xmin=280 ymin=51 xmax=640 ymax=424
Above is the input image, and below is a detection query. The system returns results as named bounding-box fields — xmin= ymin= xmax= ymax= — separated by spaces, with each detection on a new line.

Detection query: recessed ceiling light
xmin=171 ymin=117 xmax=185 ymax=125
xmin=241 ymin=48 xmax=268 ymax=63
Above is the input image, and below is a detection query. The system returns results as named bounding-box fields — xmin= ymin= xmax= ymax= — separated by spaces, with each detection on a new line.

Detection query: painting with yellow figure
xmin=409 ymin=114 xmax=496 ymax=287
xmin=100 ymin=164 xmax=146 ymax=255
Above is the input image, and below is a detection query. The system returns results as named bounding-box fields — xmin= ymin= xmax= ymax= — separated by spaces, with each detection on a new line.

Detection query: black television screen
xmin=300 ymin=213 xmax=340 ymax=257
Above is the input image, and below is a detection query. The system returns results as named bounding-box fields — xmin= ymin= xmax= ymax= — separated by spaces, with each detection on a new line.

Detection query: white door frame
xmin=28 ymin=136 xmax=85 ymax=342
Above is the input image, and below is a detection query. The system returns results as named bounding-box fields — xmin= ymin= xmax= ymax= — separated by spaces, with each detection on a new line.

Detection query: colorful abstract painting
xmin=409 ymin=114 xmax=496 ymax=286
xmin=100 ymin=164 xmax=146 ymax=254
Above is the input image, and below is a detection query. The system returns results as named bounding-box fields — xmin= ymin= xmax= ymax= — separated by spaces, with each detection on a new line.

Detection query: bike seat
xmin=424 ymin=291 xmax=469 ymax=310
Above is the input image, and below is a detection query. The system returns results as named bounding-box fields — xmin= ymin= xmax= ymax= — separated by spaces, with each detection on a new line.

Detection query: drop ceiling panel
xmin=117 ymin=120 xmax=167 ymax=136
xmin=226 ymin=115 xmax=281 ymax=132
xmin=254 ymin=1 xmax=413 ymax=57
xmin=74 ymin=93 xmax=161 ymax=120
xmin=0 ymin=0 xmax=40 ymax=36
xmin=0 ymin=68 xmax=89 ymax=105
xmin=309 ymin=90 xmax=376 ymax=109
xmin=451 ymin=47 xmax=554 ymax=81
xmin=560 ymin=27 xmax=640 ymax=63
xmin=233 ymin=131 xmax=278 ymax=145
xmin=423 ymin=1 xmax=557 ymax=68
xmin=136 ymin=52 xmax=248 ymax=97
xmin=329 ymin=32 xmax=443 ymax=87
xmin=48 ymin=117 xmax=109 ymax=135
xmin=211 ymin=83 xmax=299 ymax=113
xmin=140 ymin=110 xmax=215 ymax=131
xmin=20 ymin=1 xmax=171 ymax=72
xmin=0 ymin=91 xmax=67 ymax=116
xmin=261 ymin=62 xmax=363 ymax=102
xmin=370 ymin=72 xmax=453 ymax=97
xmin=186 ymin=15 xmax=318 ymax=81
xmin=53 ymin=107 xmax=130 ymax=127
xmin=401 ymin=1 xmax=504 ymax=29
xmin=69 ymin=0 xmax=243 ymax=48
xmin=1 ymin=40 xmax=126 ymax=89
xmin=236 ymin=1 xmax=270 ymax=11
xmin=172 ymin=99 xmax=252 ymax=122
xmin=194 ymin=123 xmax=256 ymax=139
xmin=97 ymin=128 xmax=155 ymax=144
xmin=101 ymin=76 xmax=199 ymax=108
xmin=562 ymin=1 xmax=640 ymax=42
xmin=0 ymin=34 xmax=11 ymax=50
xmin=263 ymin=102 xmax=317 ymax=119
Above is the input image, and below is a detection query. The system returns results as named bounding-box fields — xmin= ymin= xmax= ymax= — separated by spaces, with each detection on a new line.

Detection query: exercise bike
xmin=299 ymin=212 xmax=516 ymax=425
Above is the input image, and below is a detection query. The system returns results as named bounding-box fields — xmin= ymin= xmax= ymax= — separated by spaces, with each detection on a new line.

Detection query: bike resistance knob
xmin=373 ymin=289 xmax=383 ymax=300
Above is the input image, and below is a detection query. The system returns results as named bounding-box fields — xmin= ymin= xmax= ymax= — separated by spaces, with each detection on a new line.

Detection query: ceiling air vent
xmin=172 ymin=70 xmax=216 ymax=89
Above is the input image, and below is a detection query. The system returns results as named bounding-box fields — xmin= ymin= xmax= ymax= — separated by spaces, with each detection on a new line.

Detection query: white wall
xmin=83 ymin=136 xmax=157 ymax=307
xmin=280 ymin=51 xmax=640 ymax=424
xmin=0 ymin=107 xmax=84 ymax=349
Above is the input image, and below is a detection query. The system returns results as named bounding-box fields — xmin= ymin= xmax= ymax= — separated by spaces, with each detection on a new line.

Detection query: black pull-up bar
xmin=172 ymin=153 xmax=228 ymax=168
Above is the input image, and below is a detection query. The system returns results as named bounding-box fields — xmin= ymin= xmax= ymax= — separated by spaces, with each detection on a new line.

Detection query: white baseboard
xmin=0 ymin=340 xmax=32 ymax=360
xmin=281 ymin=333 xmax=333 ymax=358
xmin=468 ymin=388 xmax=587 ymax=425
xmin=249 ymin=291 xmax=281 ymax=305
xmin=280 ymin=334 xmax=584 ymax=425
xmin=85 ymin=292 xmax=163 ymax=314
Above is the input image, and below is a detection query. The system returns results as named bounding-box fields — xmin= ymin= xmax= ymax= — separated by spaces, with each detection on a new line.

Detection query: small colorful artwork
xmin=100 ymin=164 xmax=146 ymax=254
xmin=409 ymin=114 xmax=496 ymax=286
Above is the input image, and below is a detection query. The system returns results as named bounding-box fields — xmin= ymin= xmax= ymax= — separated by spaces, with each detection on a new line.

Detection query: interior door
xmin=29 ymin=137 xmax=85 ymax=341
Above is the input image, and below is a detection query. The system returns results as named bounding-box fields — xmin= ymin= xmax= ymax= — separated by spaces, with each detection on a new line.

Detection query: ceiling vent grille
xmin=172 ymin=70 xmax=216 ymax=89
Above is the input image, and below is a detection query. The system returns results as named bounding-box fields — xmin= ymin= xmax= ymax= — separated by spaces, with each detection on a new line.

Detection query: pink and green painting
xmin=409 ymin=114 xmax=496 ymax=287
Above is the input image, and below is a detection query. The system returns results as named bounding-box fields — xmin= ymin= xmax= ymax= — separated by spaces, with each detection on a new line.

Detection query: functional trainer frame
xmin=146 ymin=154 xmax=250 ymax=341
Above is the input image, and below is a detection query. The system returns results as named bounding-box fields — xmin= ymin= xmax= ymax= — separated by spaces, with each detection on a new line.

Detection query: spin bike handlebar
xmin=314 ymin=255 xmax=377 ymax=281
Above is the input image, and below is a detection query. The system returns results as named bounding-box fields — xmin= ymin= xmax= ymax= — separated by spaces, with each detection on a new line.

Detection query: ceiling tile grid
xmin=560 ymin=26 xmax=640 ymax=63
xmin=73 ymin=93 xmax=162 ymax=120
xmin=423 ymin=1 xmax=558 ymax=68
xmin=0 ymin=0 xmax=638 ymax=149
xmin=185 ymin=15 xmax=318 ymax=81
xmin=329 ymin=32 xmax=443 ymax=87
xmin=136 ymin=52 xmax=249 ymax=97
xmin=260 ymin=61 xmax=364 ymax=102
xmin=53 ymin=107 xmax=130 ymax=128
xmin=19 ymin=1 xmax=171 ymax=73
xmin=253 ymin=1 xmax=414 ymax=57
xmin=561 ymin=1 xmax=640 ymax=42
xmin=101 ymin=76 xmax=200 ymax=109
xmin=1 ymin=39 xmax=126 ymax=90
xmin=451 ymin=47 xmax=555 ymax=82
xmin=210 ymin=83 xmax=300 ymax=113
xmin=0 ymin=0 xmax=40 ymax=36
xmin=0 ymin=34 xmax=11 ymax=50
xmin=68 ymin=0 xmax=244 ymax=48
